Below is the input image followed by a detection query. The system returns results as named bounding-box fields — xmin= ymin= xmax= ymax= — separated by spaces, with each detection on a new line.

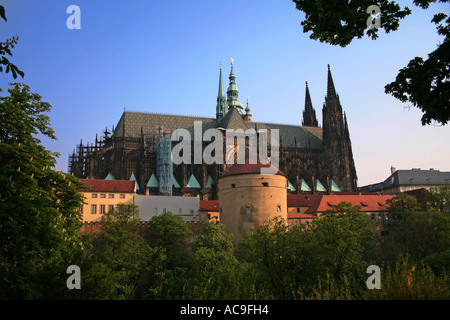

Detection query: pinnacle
xmin=327 ymin=64 xmax=337 ymax=98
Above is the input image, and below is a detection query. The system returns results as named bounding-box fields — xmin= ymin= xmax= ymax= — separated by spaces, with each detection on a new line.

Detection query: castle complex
xmin=69 ymin=63 xmax=358 ymax=199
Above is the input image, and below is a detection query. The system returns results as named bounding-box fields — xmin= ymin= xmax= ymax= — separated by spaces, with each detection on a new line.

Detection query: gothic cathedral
xmin=68 ymin=63 xmax=358 ymax=199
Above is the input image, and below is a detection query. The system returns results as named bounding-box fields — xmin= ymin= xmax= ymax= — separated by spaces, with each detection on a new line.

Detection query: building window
xmin=92 ymin=194 xmax=97 ymax=198
xmin=120 ymin=194 xmax=125 ymax=199
xmin=100 ymin=194 xmax=106 ymax=198
xmin=109 ymin=194 xmax=114 ymax=198
xmin=231 ymin=184 xmax=235 ymax=188
xmin=163 ymin=208 xmax=167 ymax=213
xmin=91 ymin=205 xmax=97 ymax=214
xmin=108 ymin=205 xmax=114 ymax=212
xmin=297 ymin=208 xmax=300 ymax=213
xmin=262 ymin=182 xmax=269 ymax=187
xmin=190 ymin=210 xmax=194 ymax=215
xmin=100 ymin=205 xmax=106 ymax=214
xmin=154 ymin=207 xmax=158 ymax=213
xmin=277 ymin=205 xmax=281 ymax=212
xmin=179 ymin=208 xmax=183 ymax=213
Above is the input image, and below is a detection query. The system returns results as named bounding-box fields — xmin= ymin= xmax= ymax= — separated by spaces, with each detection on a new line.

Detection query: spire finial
xmin=327 ymin=64 xmax=337 ymax=98
xmin=231 ymin=57 xmax=234 ymax=65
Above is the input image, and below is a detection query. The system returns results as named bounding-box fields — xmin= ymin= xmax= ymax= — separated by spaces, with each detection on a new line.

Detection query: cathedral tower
xmin=302 ymin=81 xmax=319 ymax=127
xmin=322 ymin=65 xmax=357 ymax=191
xmin=226 ymin=60 xmax=244 ymax=114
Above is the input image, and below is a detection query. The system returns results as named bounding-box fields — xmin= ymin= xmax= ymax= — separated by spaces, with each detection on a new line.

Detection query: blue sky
xmin=1 ymin=0 xmax=449 ymax=186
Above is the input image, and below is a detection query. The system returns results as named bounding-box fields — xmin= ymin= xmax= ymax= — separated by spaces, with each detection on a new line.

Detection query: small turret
xmin=244 ymin=97 xmax=252 ymax=122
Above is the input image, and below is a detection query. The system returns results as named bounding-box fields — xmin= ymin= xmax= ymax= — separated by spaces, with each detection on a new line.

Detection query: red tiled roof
xmin=317 ymin=194 xmax=394 ymax=212
xmin=287 ymin=194 xmax=322 ymax=214
xmin=220 ymin=153 xmax=286 ymax=178
xmin=81 ymin=179 xmax=136 ymax=193
xmin=200 ymin=200 xmax=219 ymax=211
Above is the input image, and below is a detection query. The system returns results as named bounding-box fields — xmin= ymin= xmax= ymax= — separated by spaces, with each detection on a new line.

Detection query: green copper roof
xmin=331 ymin=180 xmax=341 ymax=192
xmin=300 ymin=179 xmax=311 ymax=191
xmin=129 ymin=172 xmax=140 ymax=191
xmin=172 ymin=175 xmax=180 ymax=188
xmin=218 ymin=67 xmax=225 ymax=98
xmin=315 ymin=179 xmax=327 ymax=192
xmin=245 ymin=101 xmax=251 ymax=115
xmin=287 ymin=180 xmax=296 ymax=191
xmin=105 ymin=172 xmax=115 ymax=180
xmin=207 ymin=175 xmax=214 ymax=189
xmin=187 ymin=174 xmax=201 ymax=188
xmin=147 ymin=173 xmax=159 ymax=188
xmin=226 ymin=64 xmax=244 ymax=112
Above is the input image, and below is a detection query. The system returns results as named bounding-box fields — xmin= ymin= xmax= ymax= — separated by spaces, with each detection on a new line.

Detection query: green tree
xmin=0 ymin=82 xmax=86 ymax=299
xmin=146 ymin=211 xmax=193 ymax=299
xmin=238 ymin=217 xmax=317 ymax=299
xmin=420 ymin=249 xmax=450 ymax=276
xmin=94 ymin=204 xmax=165 ymax=299
xmin=238 ymin=203 xmax=375 ymax=299
xmin=146 ymin=211 xmax=193 ymax=267
xmin=365 ymin=254 xmax=450 ymax=299
xmin=291 ymin=0 xmax=450 ymax=125
xmin=382 ymin=193 xmax=450 ymax=263
xmin=307 ymin=202 xmax=375 ymax=296
xmin=0 ymin=5 xmax=24 ymax=82
xmin=183 ymin=222 xmax=244 ymax=299
xmin=424 ymin=186 xmax=450 ymax=214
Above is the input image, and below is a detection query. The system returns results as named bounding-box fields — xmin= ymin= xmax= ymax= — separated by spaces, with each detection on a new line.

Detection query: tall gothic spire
xmin=326 ymin=64 xmax=337 ymax=98
xmin=216 ymin=65 xmax=228 ymax=123
xmin=302 ymin=81 xmax=318 ymax=127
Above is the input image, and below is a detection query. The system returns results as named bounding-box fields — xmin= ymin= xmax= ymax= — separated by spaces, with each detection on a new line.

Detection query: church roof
xmin=115 ymin=110 xmax=323 ymax=150
xmin=115 ymin=111 xmax=216 ymax=138
xmin=220 ymin=107 xmax=247 ymax=130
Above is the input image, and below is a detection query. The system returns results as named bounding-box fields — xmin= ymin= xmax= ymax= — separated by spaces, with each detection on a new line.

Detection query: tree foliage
xmin=94 ymin=204 xmax=166 ymax=299
xmin=0 ymin=5 xmax=24 ymax=82
xmin=292 ymin=0 xmax=411 ymax=46
xmin=0 ymin=82 xmax=86 ymax=299
xmin=382 ymin=191 xmax=450 ymax=264
xmin=292 ymin=0 xmax=450 ymax=126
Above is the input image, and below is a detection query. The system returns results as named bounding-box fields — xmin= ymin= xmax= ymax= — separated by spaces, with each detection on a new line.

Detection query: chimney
xmin=390 ymin=166 xmax=396 ymax=174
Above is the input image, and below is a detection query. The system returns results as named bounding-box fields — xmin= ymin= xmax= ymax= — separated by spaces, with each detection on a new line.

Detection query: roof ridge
xmin=125 ymin=110 xmax=213 ymax=119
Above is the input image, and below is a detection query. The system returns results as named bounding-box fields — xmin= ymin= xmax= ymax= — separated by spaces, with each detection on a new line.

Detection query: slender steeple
xmin=216 ymin=64 xmax=228 ymax=124
xmin=326 ymin=64 xmax=337 ymax=99
xmin=302 ymin=81 xmax=318 ymax=127
xmin=226 ymin=58 xmax=244 ymax=114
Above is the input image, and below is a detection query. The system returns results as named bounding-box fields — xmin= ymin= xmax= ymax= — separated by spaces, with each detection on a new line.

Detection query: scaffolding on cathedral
xmin=156 ymin=132 xmax=173 ymax=196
